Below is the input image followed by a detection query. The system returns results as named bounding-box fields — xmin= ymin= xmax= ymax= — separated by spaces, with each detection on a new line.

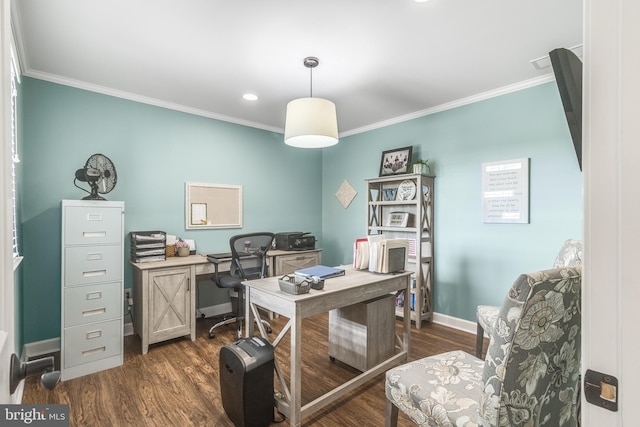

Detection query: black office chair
xmin=208 ymin=232 xmax=275 ymax=339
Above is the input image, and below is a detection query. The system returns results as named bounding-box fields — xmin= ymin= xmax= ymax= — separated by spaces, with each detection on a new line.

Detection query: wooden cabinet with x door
xmin=132 ymin=263 xmax=195 ymax=354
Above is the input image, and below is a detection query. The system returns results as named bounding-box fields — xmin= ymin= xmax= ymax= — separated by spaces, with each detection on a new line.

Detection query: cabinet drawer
xmin=63 ymin=319 xmax=122 ymax=368
xmin=63 ymin=205 xmax=123 ymax=245
xmin=64 ymin=282 xmax=121 ymax=327
xmin=276 ymin=252 xmax=321 ymax=275
xmin=64 ymin=245 xmax=122 ymax=286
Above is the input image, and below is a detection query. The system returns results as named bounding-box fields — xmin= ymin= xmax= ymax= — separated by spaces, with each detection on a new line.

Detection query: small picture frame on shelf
xmin=379 ymin=146 xmax=412 ymax=177
xmin=385 ymin=212 xmax=410 ymax=227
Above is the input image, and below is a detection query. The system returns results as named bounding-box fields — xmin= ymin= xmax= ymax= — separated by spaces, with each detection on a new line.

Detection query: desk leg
xmin=245 ymin=287 xmax=254 ymax=338
xmin=290 ymin=308 xmax=302 ymax=427
xmin=403 ymin=277 xmax=411 ymax=356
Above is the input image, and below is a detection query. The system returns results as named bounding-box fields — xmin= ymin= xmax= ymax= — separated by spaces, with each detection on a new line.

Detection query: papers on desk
xmin=135 ymin=255 xmax=166 ymax=263
xmin=353 ymin=235 xmax=408 ymax=273
xmin=130 ymin=231 xmax=167 ymax=263
xmin=353 ymin=238 xmax=370 ymax=270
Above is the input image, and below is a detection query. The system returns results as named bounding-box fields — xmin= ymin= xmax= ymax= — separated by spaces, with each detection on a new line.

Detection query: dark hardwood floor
xmin=23 ymin=314 xmax=484 ymax=426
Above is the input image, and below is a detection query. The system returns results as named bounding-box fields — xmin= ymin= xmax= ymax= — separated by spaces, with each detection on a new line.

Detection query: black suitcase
xmin=219 ymin=337 xmax=274 ymax=427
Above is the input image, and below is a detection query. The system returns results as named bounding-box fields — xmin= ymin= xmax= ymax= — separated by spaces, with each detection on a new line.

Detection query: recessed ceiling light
xmin=243 ymin=93 xmax=259 ymax=101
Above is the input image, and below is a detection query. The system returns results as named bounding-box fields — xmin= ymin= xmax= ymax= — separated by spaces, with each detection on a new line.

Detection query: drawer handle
xmin=86 ymin=330 xmax=102 ymax=340
xmin=86 ymin=291 xmax=102 ymax=300
xmin=87 ymin=252 xmax=103 ymax=261
xmin=83 ymin=231 xmax=107 ymax=238
xmin=86 ymin=213 xmax=103 ymax=221
xmin=82 ymin=308 xmax=106 ymax=317
xmin=82 ymin=346 xmax=106 ymax=357
xmin=83 ymin=270 xmax=106 ymax=278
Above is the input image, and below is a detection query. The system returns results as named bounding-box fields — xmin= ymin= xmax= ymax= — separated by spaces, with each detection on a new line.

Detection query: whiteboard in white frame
xmin=185 ymin=182 xmax=243 ymax=229
xmin=481 ymin=158 xmax=529 ymax=224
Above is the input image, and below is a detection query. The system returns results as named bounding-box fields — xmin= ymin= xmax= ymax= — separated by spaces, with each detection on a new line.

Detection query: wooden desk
xmin=244 ymin=266 xmax=412 ymax=427
xmin=130 ymin=249 xmax=322 ymax=354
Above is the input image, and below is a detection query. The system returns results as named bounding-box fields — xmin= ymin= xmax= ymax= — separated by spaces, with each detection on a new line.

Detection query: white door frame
xmin=0 ymin=0 xmax=17 ymax=404
xmin=582 ymin=0 xmax=640 ymax=424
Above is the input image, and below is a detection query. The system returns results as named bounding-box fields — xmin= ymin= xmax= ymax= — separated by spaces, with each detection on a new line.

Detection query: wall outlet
xmin=124 ymin=289 xmax=132 ymax=301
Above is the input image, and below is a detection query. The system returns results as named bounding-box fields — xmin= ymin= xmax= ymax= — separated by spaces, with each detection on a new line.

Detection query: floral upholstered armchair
xmin=476 ymin=239 xmax=583 ymax=358
xmin=385 ymin=266 xmax=582 ymax=427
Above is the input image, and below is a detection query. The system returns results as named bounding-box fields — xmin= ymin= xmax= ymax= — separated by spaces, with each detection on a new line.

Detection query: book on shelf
xmin=353 ymin=235 xmax=409 ymax=273
xmin=353 ymin=238 xmax=369 ymax=269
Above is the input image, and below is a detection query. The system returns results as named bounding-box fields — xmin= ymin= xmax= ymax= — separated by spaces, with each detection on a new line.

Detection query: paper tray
xmin=278 ymin=278 xmax=310 ymax=295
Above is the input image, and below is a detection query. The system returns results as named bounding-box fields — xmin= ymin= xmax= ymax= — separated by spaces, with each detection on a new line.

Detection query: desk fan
xmin=73 ymin=153 xmax=117 ymax=200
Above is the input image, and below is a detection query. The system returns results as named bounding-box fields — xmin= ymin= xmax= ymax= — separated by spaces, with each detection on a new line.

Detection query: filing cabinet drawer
xmin=64 ymin=245 xmax=122 ymax=286
xmin=64 ymin=282 xmax=121 ymax=327
xmin=63 ymin=319 xmax=122 ymax=368
xmin=275 ymin=251 xmax=321 ymax=275
xmin=63 ymin=205 xmax=123 ymax=245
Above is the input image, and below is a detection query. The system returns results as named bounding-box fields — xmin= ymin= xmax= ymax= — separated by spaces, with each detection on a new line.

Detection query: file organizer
xmin=130 ymin=231 xmax=167 ymax=263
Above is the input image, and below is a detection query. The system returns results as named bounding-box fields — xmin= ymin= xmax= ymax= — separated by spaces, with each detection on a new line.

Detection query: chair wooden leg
xmin=385 ymin=398 xmax=399 ymax=427
xmin=475 ymin=323 xmax=485 ymax=358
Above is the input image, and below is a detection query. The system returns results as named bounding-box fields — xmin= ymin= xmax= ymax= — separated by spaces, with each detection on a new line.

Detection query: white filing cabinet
xmin=61 ymin=199 xmax=124 ymax=380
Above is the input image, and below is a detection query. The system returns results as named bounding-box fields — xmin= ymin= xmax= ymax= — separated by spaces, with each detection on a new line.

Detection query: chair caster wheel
xmin=208 ymin=331 xmax=215 ymax=339
xmin=330 ymin=356 xmax=336 ymax=362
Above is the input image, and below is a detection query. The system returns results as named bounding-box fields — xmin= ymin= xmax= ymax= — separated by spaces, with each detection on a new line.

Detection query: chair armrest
xmin=207 ymin=256 xmax=223 ymax=285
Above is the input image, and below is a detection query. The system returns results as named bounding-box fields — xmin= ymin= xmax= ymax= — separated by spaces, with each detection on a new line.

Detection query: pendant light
xmin=284 ymin=57 xmax=339 ymax=148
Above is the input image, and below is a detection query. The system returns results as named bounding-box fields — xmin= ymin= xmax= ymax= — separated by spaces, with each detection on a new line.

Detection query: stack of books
xmin=353 ymin=235 xmax=408 ymax=273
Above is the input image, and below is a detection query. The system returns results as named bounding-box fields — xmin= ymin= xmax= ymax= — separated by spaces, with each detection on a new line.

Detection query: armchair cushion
xmin=386 ymin=266 xmax=581 ymax=427
xmin=385 ymin=350 xmax=484 ymax=426
xmin=476 ymin=305 xmax=500 ymax=337
xmin=553 ymin=239 xmax=583 ymax=268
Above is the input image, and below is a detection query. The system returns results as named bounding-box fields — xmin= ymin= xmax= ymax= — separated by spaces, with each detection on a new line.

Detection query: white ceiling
xmin=11 ymin=0 xmax=583 ymax=138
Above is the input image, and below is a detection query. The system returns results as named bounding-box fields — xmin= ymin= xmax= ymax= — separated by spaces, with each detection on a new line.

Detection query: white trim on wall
xmin=15 ymin=61 xmax=554 ymax=140
xmin=340 ymin=75 xmax=555 ymax=137
xmin=431 ymin=312 xmax=479 ymax=336
xmin=582 ymin=0 xmax=640 ymax=424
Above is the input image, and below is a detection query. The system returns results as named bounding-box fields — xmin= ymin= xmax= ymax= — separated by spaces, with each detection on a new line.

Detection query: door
xmin=582 ymin=0 xmax=639 ymax=424
xmin=148 ymin=267 xmax=192 ymax=343
xmin=1 ymin=0 xmax=16 ymax=404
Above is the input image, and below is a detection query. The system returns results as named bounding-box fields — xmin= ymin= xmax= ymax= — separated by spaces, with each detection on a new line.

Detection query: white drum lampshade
xmin=284 ymin=97 xmax=339 ymax=148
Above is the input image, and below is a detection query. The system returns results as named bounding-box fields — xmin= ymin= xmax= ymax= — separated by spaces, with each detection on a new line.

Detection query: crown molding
xmin=22 ymin=69 xmax=284 ymax=134
xmin=339 ymin=74 xmax=555 ymax=138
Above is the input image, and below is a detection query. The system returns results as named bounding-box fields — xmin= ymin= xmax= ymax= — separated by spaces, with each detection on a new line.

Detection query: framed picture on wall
xmin=379 ymin=146 xmax=412 ymax=176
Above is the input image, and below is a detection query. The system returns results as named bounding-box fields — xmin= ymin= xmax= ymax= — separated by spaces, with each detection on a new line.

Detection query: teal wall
xmin=321 ymin=82 xmax=582 ymax=321
xmin=20 ymin=77 xmax=323 ymax=343
xmin=18 ymin=77 xmax=582 ymax=344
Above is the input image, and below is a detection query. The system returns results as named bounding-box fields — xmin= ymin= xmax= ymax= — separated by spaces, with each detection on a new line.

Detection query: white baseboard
xmin=432 ymin=312 xmax=478 ymax=336
xmin=124 ymin=321 xmax=134 ymax=337
xmin=24 ymin=338 xmax=60 ymax=359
